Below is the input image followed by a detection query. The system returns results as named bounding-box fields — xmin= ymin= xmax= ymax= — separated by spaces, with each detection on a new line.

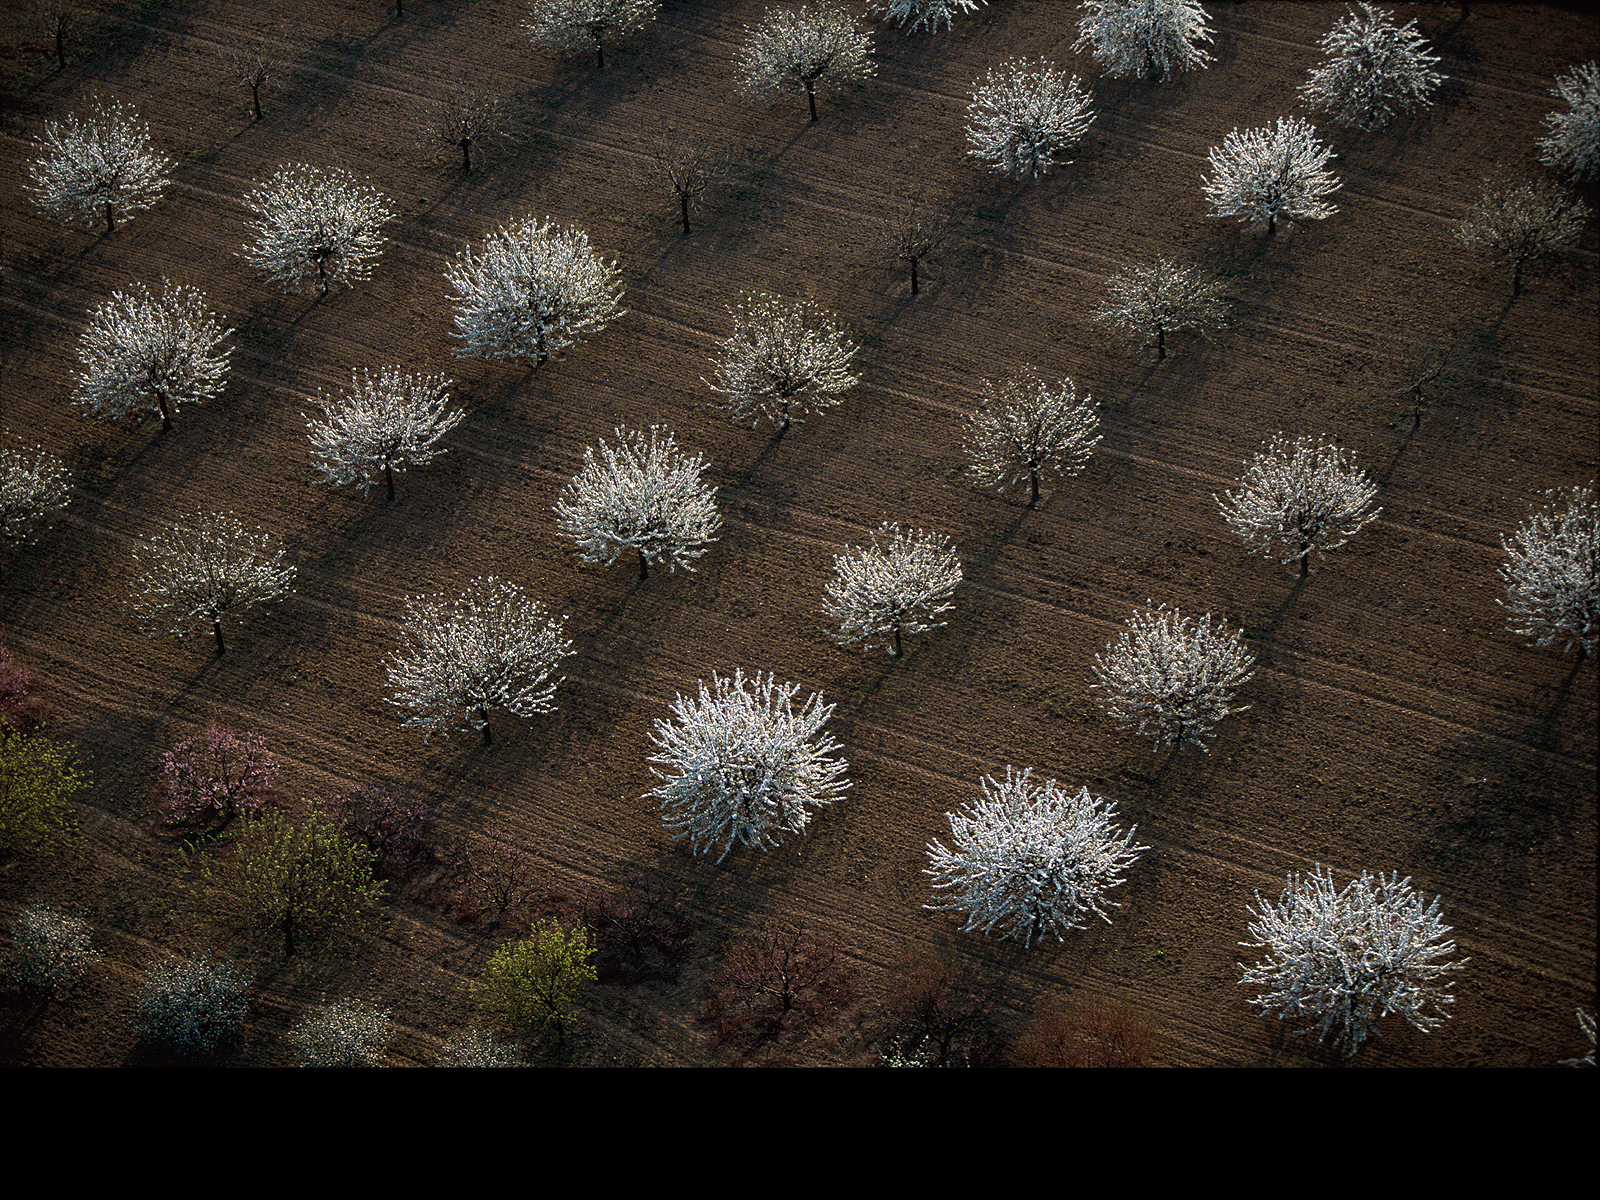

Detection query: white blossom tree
xmin=1299 ymin=3 xmax=1443 ymax=131
xmin=1 ymin=441 xmax=71 ymax=548
xmin=1091 ymin=604 xmax=1255 ymax=752
xmin=823 ymin=522 xmax=962 ymax=658
xmin=72 ymin=280 xmax=233 ymax=433
xmin=965 ymin=59 xmax=1095 ymax=180
xmin=523 ymin=0 xmax=658 ymax=69
xmin=1201 ymin=117 xmax=1342 ymax=234
xmin=1073 ymin=0 xmax=1214 ymax=82
xmin=646 ymin=668 xmax=851 ymax=863
xmin=1497 ymin=484 xmax=1597 ymax=658
xmin=1455 ymin=174 xmax=1590 ymax=298
xmin=1239 ymin=865 xmax=1468 ymax=1056
xmin=554 ymin=425 xmax=722 ymax=582
xmin=241 ymin=164 xmax=394 ymax=296
xmin=28 ymin=97 xmax=173 ymax=233
xmin=704 ymin=295 xmax=860 ymax=435
xmin=737 ymin=4 xmax=875 ymax=123
xmin=305 ymin=368 xmax=463 ymax=502
xmin=964 ymin=367 xmax=1100 ymax=508
xmin=1538 ymin=61 xmax=1600 ymax=182
xmin=418 ymin=85 xmax=506 ymax=174
xmin=869 ymin=0 xmax=985 ymax=35
xmin=387 ymin=576 xmax=574 ymax=745
xmin=925 ymin=767 xmax=1148 ymax=948
xmin=445 ymin=216 xmax=625 ymax=368
xmin=1215 ymin=433 xmax=1381 ymax=578
xmin=1564 ymin=1009 xmax=1596 ymax=1067
xmin=1092 ymin=257 xmax=1229 ymax=360
xmin=131 ymin=511 xmax=296 ymax=656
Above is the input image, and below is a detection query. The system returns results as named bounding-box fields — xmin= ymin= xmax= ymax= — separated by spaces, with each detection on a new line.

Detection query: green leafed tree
xmin=473 ymin=919 xmax=597 ymax=1033
xmin=0 ymin=730 xmax=86 ymax=858
xmin=199 ymin=800 xmax=384 ymax=958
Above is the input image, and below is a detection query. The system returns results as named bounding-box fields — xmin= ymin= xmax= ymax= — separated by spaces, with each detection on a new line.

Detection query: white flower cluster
xmin=288 ymin=998 xmax=392 ymax=1067
xmin=1215 ymin=433 xmax=1380 ymax=575
xmin=1299 ymin=3 xmax=1443 ymax=131
xmin=965 ymin=59 xmax=1095 ymax=180
xmin=705 ymin=295 xmax=860 ymax=433
xmin=823 ymin=522 xmax=962 ymax=658
xmin=1202 ymin=117 xmax=1342 ymax=232
xmin=241 ymin=164 xmax=394 ymax=295
xmin=28 ymin=97 xmax=173 ymax=232
xmin=1498 ymin=484 xmax=1598 ymax=656
xmin=305 ymin=368 xmax=463 ymax=500
xmin=1073 ymin=0 xmax=1214 ymax=82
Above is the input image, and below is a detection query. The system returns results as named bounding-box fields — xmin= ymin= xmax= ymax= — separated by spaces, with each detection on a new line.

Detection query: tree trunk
xmin=105 ymin=202 xmax=116 ymax=234
xmin=481 ymin=710 xmax=493 ymax=746
xmin=317 ymin=257 xmax=328 ymax=295
xmin=385 ymin=460 xmax=395 ymax=501
xmin=680 ymin=194 xmax=691 ymax=236
xmin=251 ymin=83 xmax=262 ymax=120
xmin=596 ymin=34 xmax=605 ymax=70
xmin=1028 ymin=469 xmax=1040 ymax=509
xmin=806 ymin=84 xmax=817 ymax=123
xmin=56 ymin=26 xmax=66 ymax=70
xmin=1299 ymin=554 xmax=1310 ymax=579
xmin=891 ymin=627 xmax=903 ymax=659
xmin=1267 ymin=212 xmax=1277 ymax=235
xmin=535 ymin=325 xmax=548 ymax=368
xmin=461 ymin=138 xmax=472 ymax=174
xmin=1511 ymin=259 xmax=1524 ymax=297
xmin=910 ymin=256 xmax=919 ymax=295
xmin=1156 ymin=325 xmax=1166 ymax=360
xmin=159 ymin=394 xmax=173 ymax=432
xmin=212 ymin=617 xmax=226 ymax=656
xmin=283 ymin=910 xmax=296 ymax=958
xmin=638 ymin=548 xmax=649 ymax=582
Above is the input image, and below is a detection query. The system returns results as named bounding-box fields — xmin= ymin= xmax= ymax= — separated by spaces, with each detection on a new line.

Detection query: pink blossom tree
xmin=158 ymin=721 xmax=279 ymax=829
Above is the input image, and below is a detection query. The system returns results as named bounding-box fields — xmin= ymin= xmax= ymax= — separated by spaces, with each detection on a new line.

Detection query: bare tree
xmin=523 ymin=0 xmax=659 ymax=70
xmin=72 ymin=279 xmax=233 ymax=433
xmin=554 ymin=425 xmax=722 ymax=581
xmin=418 ymin=85 xmax=506 ymax=174
xmin=963 ymin=367 xmax=1100 ymax=508
xmin=131 ymin=511 xmax=296 ymax=656
xmin=1214 ymin=433 xmax=1381 ymax=577
xmin=1538 ymin=60 xmax=1600 ymax=182
xmin=1202 ymin=117 xmax=1342 ymax=234
xmin=1390 ymin=340 xmax=1455 ymax=432
xmin=444 ymin=216 xmax=625 ymax=367
xmin=876 ymin=187 xmax=958 ymax=295
xmin=1455 ymin=173 xmax=1590 ymax=298
xmin=32 ymin=2 xmax=84 ymax=71
xmin=822 ymin=522 xmax=962 ymax=658
xmin=646 ymin=127 xmax=731 ymax=236
xmin=28 ymin=97 xmax=174 ymax=234
xmin=1239 ymin=865 xmax=1467 ymax=1056
xmin=704 ymin=295 xmax=860 ymax=436
xmin=1299 ymin=3 xmax=1443 ymax=131
xmin=1073 ymin=0 xmax=1214 ymax=82
xmin=737 ymin=3 xmax=875 ymax=123
xmin=241 ymin=164 xmax=395 ymax=296
xmin=218 ymin=41 xmax=283 ymax=121
xmin=1090 ymin=604 xmax=1255 ymax=752
xmin=1092 ymin=257 xmax=1228 ymax=360
xmin=1498 ymin=484 xmax=1597 ymax=658
xmin=1 ymin=441 xmax=71 ymax=549
xmin=925 ymin=767 xmax=1148 ymax=948
xmin=869 ymin=0 xmax=985 ymax=35
xmin=647 ymin=669 xmax=851 ymax=863
xmin=965 ymin=58 xmax=1095 ymax=180
xmin=304 ymin=367 xmax=464 ymax=501
xmin=387 ymin=576 xmax=574 ymax=745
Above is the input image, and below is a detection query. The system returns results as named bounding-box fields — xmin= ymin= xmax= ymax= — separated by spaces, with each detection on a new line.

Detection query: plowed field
xmin=1 ymin=0 xmax=1594 ymax=1066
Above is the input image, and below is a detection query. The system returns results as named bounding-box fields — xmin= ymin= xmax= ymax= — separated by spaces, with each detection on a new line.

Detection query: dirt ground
xmin=0 ymin=0 xmax=1594 ymax=1066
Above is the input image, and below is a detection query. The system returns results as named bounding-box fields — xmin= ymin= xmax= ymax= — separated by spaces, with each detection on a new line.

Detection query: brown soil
xmin=0 ymin=1 xmax=1594 ymax=1067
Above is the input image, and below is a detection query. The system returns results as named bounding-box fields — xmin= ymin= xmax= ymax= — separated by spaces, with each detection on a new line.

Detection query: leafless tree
xmin=646 ymin=127 xmax=731 ymax=236
xmin=418 ymin=85 xmax=506 ymax=174
xmin=218 ymin=42 xmax=284 ymax=121
xmin=876 ymin=187 xmax=958 ymax=295
xmin=32 ymin=2 xmax=85 ymax=72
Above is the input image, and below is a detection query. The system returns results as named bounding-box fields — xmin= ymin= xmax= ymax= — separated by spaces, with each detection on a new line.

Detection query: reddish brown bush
xmin=467 ymin=825 xmax=539 ymax=926
xmin=879 ymin=950 xmax=1000 ymax=1067
xmin=330 ymin=785 xmax=433 ymax=882
xmin=578 ymin=872 xmax=697 ymax=985
xmin=157 ymin=721 xmax=280 ymax=830
xmin=704 ymin=920 xmax=857 ymax=1051
xmin=1012 ymin=996 xmax=1157 ymax=1067
xmin=0 ymin=645 xmax=56 ymax=732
